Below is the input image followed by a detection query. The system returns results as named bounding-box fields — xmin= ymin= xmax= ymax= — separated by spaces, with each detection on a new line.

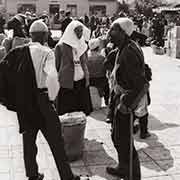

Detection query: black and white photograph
xmin=0 ymin=0 xmax=180 ymax=180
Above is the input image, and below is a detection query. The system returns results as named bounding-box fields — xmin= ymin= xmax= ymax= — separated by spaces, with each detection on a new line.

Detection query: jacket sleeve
xmin=0 ymin=60 xmax=7 ymax=105
xmin=116 ymin=47 xmax=148 ymax=108
xmin=81 ymin=52 xmax=89 ymax=86
xmin=54 ymin=44 xmax=62 ymax=71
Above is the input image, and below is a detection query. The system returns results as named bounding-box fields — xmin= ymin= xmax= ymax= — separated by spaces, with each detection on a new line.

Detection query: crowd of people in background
xmin=0 ymin=9 xmax=179 ymax=50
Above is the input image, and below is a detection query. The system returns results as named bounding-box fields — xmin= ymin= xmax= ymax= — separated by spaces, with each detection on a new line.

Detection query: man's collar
xmin=30 ymin=41 xmax=43 ymax=46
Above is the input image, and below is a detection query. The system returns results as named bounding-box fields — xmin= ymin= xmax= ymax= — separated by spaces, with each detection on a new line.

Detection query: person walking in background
xmin=87 ymin=38 xmax=109 ymax=106
xmin=103 ymin=47 xmax=118 ymax=123
xmin=6 ymin=14 xmax=27 ymax=38
xmin=2 ymin=14 xmax=30 ymax=53
xmin=0 ymin=13 xmax=5 ymax=34
xmin=134 ymin=63 xmax=152 ymax=139
xmin=40 ymin=14 xmax=57 ymax=48
xmin=90 ymin=14 xmax=97 ymax=38
xmin=84 ymin=13 xmax=89 ymax=27
xmin=55 ymin=20 xmax=92 ymax=116
xmin=61 ymin=11 xmax=72 ymax=34
xmin=106 ymin=17 xmax=149 ymax=180
xmin=58 ymin=9 xmax=65 ymax=29
xmin=24 ymin=11 xmax=33 ymax=37
xmin=92 ymin=24 xmax=102 ymax=38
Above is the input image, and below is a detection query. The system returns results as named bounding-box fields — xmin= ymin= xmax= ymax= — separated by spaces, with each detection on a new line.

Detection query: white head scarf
xmin=88 ymin=38 xmax=100 ymax=51
xmin=29 ymin=19 xmax=48 ymax=33
xmin=58 ymin=20 xmax=90 ymax=57
xmin=112 ymin=17 xmax=134 ymax=37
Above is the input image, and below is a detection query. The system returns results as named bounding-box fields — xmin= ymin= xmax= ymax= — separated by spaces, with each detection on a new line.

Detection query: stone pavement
xmin=0 ymin=47 xmax=180 ymax=180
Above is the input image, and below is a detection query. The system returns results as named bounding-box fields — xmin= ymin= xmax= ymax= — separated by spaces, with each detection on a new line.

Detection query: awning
xmin=153 ymin=7 xmax=180 ymax=13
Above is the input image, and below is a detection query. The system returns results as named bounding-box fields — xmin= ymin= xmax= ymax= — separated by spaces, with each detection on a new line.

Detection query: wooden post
xmin=129 ymin=110 xmax=134 ymax=180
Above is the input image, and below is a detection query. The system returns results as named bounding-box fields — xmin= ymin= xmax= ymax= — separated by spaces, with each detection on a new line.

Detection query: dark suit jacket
xmin=115 ymin=39 xmax=148 ymax=108
xmin=55 ymin=43 xmax=89 ymax=89
xmin=0 ymin=45 xmax=42 ymax=133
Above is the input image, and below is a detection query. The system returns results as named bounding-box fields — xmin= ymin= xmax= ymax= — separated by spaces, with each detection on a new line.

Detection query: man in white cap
xmin=26 ymin=20 xmax=83 ymax=180
xmin=106 ymin=17 xmax=149 ymax=180
xmin=1 ymin=20 xmax=81 ymax=180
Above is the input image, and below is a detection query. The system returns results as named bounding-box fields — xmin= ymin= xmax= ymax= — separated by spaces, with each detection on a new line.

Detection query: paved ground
xmin=0 ymin=47 xmax=180 ymax=180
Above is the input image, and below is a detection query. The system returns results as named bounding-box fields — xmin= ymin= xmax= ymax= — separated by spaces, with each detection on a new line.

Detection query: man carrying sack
xmin=106 ymin=17 xmax=149 ymax=180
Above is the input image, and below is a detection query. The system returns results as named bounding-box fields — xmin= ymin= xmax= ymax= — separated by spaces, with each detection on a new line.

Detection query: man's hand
xmin=117 ymin=102 xmax=130 ymax=114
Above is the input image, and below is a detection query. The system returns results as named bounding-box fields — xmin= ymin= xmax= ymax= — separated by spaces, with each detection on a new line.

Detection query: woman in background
xmin=55 ymin=20 xmax=92 ymax=115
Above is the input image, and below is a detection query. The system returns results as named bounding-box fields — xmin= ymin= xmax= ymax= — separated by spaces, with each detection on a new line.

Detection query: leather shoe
xmin=28 ymin=173 xmax=44 ymax=180
xmin=106 ymin=166 xmax=127 ymax=178
xmin=106 ymin=166 xmax=141 ymax=180
xmin=72 ymin=175 xmax=80 ymax=180
xmin=140 ymin=132 xmax=151 ymax=139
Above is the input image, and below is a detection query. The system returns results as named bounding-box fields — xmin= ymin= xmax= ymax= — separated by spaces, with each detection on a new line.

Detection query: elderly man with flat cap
xmin=1 ymin=20 xmax=81 ymax=180
xmin=106 ymin=18 xmax=149 ymax=180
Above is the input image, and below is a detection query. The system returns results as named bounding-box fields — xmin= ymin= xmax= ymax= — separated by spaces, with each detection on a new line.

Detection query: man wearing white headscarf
xmin=106 ymin=17 xmax=149 ymax=180
xmin=55 ymin=20 xmax=92 ymax=115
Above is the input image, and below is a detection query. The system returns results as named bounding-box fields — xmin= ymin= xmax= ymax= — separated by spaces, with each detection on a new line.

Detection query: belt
xmin=37 ymin=88 xmax=54 ymax=104
xmin=37 ymin=88 xmax=48 ymax=93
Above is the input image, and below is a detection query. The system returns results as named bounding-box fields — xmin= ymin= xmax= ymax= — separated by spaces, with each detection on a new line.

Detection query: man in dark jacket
xmin=61 ymin=11 xmax=72 ymax=33
xmin=106 ymin=17 xmax=149 ymax=180
xmin=7 ymin=14 xmax=27 ymax=38
xmin=0 ymin=13 xmax=5 ymax=34
xmin=84 ymin=13 xmax=89 ymax=27
xmin=0 ymin=20 xmax=82 ymax=180
xmin=89 ymin=14 xmax=97 ymax=37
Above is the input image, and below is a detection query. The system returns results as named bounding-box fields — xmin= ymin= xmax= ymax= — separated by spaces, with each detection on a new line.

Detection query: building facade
xmin=0 ymin=0 xmax=6 ymax=13
xmin=2 ymin=0 xmax=117 ymax=17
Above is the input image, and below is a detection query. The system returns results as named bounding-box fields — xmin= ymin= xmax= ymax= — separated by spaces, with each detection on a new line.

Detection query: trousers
xmin=22 ymin=92 xmax=74 ymax=180
xmin=111 ymin=110 xmax=141 ymax=180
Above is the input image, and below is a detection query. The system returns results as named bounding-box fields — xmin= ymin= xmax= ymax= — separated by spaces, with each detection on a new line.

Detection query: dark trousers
xmin=57 ymin=79 xmax=92 ymax=116
xmin=22 ymin=93 xmax=74 ymax=180
xmin=111 ymin=111 xmax=141 ymax=180
xmin=89 ymin=77 xmax=109 ymax=105
xmin=139 ymin=113 xmax=149 ymax=135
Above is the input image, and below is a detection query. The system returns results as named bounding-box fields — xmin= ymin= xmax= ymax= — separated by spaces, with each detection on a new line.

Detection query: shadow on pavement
xmin=88 ymin=111 xmax=176 ymax=174
xmin=148 ymin=114 xmax=180 ymax=131
xmin=135 ymin=133 xmax=174 ymax=172
xmin=89 ymin=107 xmax=108 ymax=122
xmin=90 ymin=110 xmax=180 ymax=130
xmin=134 ymin=113 xmax=176 ymax=172
xmin=82 ymin=138 xmax=118 ymax=180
